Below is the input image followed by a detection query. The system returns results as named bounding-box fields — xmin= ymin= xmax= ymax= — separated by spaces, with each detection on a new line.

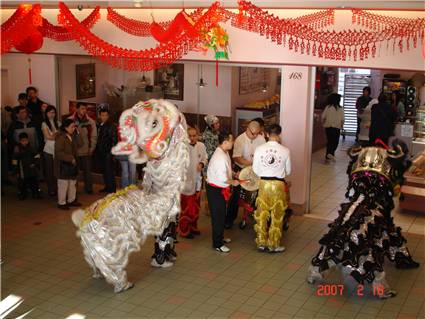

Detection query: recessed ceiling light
xmin=134 ymin=1 xmax=143 ymax=8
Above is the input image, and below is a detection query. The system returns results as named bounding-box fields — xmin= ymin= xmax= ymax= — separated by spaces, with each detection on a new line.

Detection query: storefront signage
xmin=289 ymin=72 xmax=303 ymax=80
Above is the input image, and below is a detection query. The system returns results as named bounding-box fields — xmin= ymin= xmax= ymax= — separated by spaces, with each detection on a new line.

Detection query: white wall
xmin=1 ymin=54 xmax=57 ymax=107
xmin=2 ymin=8 xmax=424 ymax=71
xmin=280 ymin=66 xmax=315 ymax=209
xmin=170 ymin=63 xmax=232 ymax=116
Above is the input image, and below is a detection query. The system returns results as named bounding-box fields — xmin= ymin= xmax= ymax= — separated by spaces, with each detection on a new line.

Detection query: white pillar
xmin=280 ymin=66 xmax=315 ymax=213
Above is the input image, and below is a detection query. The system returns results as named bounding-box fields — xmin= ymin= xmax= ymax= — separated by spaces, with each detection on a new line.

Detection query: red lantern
xmin=15 ymin=30 xmax=43 ymax=54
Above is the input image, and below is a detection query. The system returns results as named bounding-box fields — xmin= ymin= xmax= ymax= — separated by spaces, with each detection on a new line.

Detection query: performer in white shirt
xmin=206 ymin=132 xmax=239 ymax=253
xmin=252 ymin=124 xmax=291 ymax=253
xmin=179 ymin=127 xmax=208 ymax=239
xmin=226 ymin=120 xmax=266 ymax=228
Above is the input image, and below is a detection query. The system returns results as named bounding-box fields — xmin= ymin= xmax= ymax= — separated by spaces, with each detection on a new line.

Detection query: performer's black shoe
xmin=181 ymin=233 xmax=194 ymax=239
xmin=395 ymin=257 xmax=420 ymax=269
xmin=57 ymin=204 xmax=69 ymax=210
xmin=68 ymin=201 xmax=82 ymax=207
xmin=191 ymin=230 xmax=201 ymax=236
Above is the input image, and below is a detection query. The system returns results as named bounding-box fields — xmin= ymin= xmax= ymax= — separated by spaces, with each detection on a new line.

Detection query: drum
xmin=238 ymin=166 xmax=260 ymax=229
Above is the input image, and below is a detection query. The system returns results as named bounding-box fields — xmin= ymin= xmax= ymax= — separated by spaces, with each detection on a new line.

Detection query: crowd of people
xmin=1 ymin=88 xmax=293 ymax=254
xmin=321 ymin=86 xmax=405 ymax=163
xmin=1 ymin=87 xmax=136 ymax=210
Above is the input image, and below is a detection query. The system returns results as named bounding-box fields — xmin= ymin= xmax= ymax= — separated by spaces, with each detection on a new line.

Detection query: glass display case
xmin=412 ymin=107 xmax=425 ymax=156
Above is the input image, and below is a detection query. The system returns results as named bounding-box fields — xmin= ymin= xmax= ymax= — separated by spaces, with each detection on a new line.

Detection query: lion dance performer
xmin=252 ymin=124 xmax=291 ymax=253
xmin=179 ymin=127 xmax=208 ymax=239
xmin=307 ymin=141 xmax=419 ymax=299
xmin=71 ymin=99 xmax=189 ymax=293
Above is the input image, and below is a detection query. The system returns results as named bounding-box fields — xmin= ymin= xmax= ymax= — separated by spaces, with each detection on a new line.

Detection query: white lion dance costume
xmin=307 ymin=141 xmax=419 ymax=299
xmin=71 ymin=99 xmax=189 ymax=293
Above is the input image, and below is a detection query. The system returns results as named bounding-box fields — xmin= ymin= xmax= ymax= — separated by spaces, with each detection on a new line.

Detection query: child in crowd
xmin=13 ymin=132 xmax=41 ymax=200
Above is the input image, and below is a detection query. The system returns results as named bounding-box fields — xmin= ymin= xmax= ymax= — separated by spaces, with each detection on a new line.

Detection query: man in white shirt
xmin=206 ymin=132 xmax=239 ymax=253
xmin=252 ymin=124 xmax=291 ymax=253
xmin=179 ymin=127 xmax=208 ymax=239
xmin=226 ymin=120 xmax=266 ymax=228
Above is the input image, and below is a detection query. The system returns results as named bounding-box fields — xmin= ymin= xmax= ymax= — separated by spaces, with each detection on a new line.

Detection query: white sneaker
xmin=151 ymin=259 xmax=174 ymax=268
xmin=329 ymin=154 xmax=336 ymax=161
xmin=223 ymin=238 xmax=232 ymax=244
xmin=269 ymin=246 xmax=285 ymax=253
xmin=215 ymin=245 xmax=231 ymax=253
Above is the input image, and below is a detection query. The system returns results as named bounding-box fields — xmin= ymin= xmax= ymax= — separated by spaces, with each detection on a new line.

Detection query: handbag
xmin=60 ymin=160 xmax=78 ymax=178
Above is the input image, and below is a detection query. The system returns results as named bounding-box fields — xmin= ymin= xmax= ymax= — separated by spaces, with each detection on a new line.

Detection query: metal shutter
xmin=342 ymin=74 xmax=371 ymax=135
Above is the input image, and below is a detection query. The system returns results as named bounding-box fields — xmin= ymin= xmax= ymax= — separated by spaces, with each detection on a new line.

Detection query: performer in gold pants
xmin=252 ymin=124 xmax=291 ymax=253
xmin=254 ymin=179 xmax=289 ymax=251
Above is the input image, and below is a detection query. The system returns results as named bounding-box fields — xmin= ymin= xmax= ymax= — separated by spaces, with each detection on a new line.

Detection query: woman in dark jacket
xmin=55 ymin=119 xmax=83 ymax=210
xmin=369 ymin=93 xmax=396 ymax=145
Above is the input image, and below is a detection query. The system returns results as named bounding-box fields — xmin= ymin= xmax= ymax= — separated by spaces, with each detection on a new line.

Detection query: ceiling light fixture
xmin=134 ymin=1 xmax=143 ymax=8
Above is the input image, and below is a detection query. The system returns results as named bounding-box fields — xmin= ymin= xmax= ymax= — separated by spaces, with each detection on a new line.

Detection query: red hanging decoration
xmin=15 ymin=31 xmax=43 ymax=54
xmin=39 ymin=6 xmax=100 ymax=41
xmin=56 ymin=1 xmax=225 ymax=71
xmin=150 ymin=11 xmax=196 ymax=43
xmin=1 ymin=4 xmax=42 ymax=54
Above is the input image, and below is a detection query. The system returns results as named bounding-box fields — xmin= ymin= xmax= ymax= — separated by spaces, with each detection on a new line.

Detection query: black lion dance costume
xmin=307 ymin=141 xmax=419 ymax=299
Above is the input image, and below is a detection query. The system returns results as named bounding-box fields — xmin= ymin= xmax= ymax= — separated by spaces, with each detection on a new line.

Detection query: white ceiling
xmin=1 ymin=0 xmax=425 ymax=9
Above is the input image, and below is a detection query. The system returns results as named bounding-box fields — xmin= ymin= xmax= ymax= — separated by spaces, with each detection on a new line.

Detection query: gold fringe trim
xmin=80 ymin=185 xmax=139 ymax=228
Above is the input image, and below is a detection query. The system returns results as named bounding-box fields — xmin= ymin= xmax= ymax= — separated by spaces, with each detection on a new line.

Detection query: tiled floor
xmin=1 ymin=168 xmax=424 ymax=318
xmin=307 ymin=137 xmax=425 ymax=236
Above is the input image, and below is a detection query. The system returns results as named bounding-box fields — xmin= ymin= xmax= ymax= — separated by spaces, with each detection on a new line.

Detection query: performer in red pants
xmin=179 ymin=127 xmax=207 ymax=238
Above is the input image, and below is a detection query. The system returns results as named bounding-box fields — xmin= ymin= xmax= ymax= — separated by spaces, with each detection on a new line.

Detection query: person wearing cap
xmin=226 ymin=120 xmax=266 ymax=229
xmin=202 ymin=115 xmax=221 ymax=161
xmin=179 ymin=127 xmax=208 ymax=239
xmin=252 ymin=124 xmax=291 ymax=253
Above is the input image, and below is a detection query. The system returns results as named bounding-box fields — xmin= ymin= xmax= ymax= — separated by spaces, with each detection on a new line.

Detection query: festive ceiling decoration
xmin=150 ymin=11 xmax=196 ymax=43
xmin=1 ymin=4 xmax=42 ymax=54
xmin=107 ymin=7 xmax=204 ymax=37
xmin=234 ymin=0 xmax=425 ymax=61
xmin=56 ymin=1 xmax=226 ymax=71
xmin=39 ymin=6 xmax=100 ymax=41
xmin=1 ymin=1 xmax=424 ymax=70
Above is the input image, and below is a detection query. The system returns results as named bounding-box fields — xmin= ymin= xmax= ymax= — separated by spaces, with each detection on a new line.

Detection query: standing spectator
xmin=3 ymin=93 xmax=27 ymax=129
xmin=358 ymin=98 xmax=378 ymax=145
xmin=7 ymin=106 xmax=39 ymax=155
xmin=41 ymin=105 xmax=61 ymax=196
xmin=12 ymin=132 xmax=41 ymax=200
xmin=69 ymin=102 xmax=97 ymax=194
xmin=179 ymin=127 xmax=208 ymax=238
xmin=55 ymin=119 xmax=83 ymax=210
xmin=117 ymin=156 xmax=137 ymax=188
xmin=321 ymin=93 xmax=344 ymax=161
xmin=96 ymin=108 xmax=117 ymax=193
xmin=392 ymin=91 xmax=406 ymax=121
xmin=202 ymin=115 xmax=221 ymax=161
xmin=355 ymin=87 xmax=372 ymax=142
xmin=226 ymin=120 xmax=266 ymax=229
xmin=26 ymin=86 xmax=44 ymax=125
xmin=206 ymin=132 xmax=239 ymax=253
xmin=369 ymin=93 xmax=396 ymax=145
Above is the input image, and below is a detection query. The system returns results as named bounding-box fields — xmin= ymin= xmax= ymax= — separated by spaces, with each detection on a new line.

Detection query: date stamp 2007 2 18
xmin=316 ymin=284 xmax=385 ymax=297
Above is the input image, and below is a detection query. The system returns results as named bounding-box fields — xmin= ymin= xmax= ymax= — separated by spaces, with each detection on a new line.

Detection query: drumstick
xmin=239 ymin=179 xmax=250 ymax=183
